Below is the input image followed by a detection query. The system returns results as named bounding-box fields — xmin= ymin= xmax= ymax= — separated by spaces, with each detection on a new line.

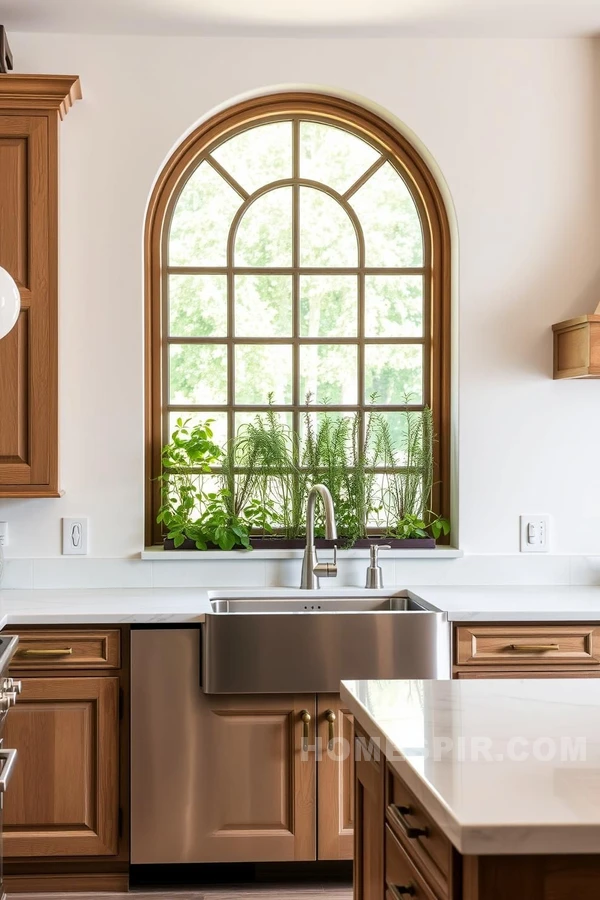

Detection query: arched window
xmin=145 ymin=93 xmax=451 ymax=545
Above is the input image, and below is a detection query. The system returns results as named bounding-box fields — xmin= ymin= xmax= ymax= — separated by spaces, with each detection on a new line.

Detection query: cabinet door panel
xmin=0 ymin=131 xmax=29 ymax=289
xmin=317 ymin=693 xmax=354 ymax=860
xmin=0 ymin=113 xmax=55 ymax=493
xmin=354 ymin=729 xmax=384 ymax=900
xmin=0 ymin=308 xmax=29 ymax=473
xmin=4 ymin=676 xmax=119 ymax=858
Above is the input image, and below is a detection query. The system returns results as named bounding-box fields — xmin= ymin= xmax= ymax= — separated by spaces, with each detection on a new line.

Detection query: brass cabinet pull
xmin=19 ymin=648 xmax=73 ymax=658
xmin=325 ymin=709 xmax=336 ymax=750
xmin=388 ymin=884 xmax=416 ymax=899
xmin=388 ymin=803 xmax=429 ymax=839
xmin=300 ymin=709 xmax=311 ymax=752
xmin=509 ymin=644 xmax=560 ymax=652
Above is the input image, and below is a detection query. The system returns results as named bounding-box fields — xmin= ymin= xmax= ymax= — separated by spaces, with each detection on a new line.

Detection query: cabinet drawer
xmin=455 ymin=625 xmax=600 ymax=667
xmin=7 ymin=630 xmax=121 ymax=670
xmin=456 ymin=670 xmax=600 ymax=679
xmin=386 ymin=825 xmax=440 ymax=900
xmin=387 ymin=766 xmax=452 ymax=899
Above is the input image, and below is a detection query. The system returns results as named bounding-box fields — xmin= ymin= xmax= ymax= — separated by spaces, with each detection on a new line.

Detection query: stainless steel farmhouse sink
xmin=202 ymin=590 xmax=450 ymax=693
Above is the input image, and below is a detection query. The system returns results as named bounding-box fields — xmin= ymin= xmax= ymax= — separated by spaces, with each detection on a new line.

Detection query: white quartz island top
xmin=341 ymin=677 xmax=600 ymax=855
xmin=0 ymin=584 xmax=600 ymax=624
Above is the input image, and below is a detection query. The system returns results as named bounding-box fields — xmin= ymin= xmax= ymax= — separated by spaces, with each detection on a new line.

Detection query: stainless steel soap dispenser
xmin=365 ymin=543 xmax=391 ymax=589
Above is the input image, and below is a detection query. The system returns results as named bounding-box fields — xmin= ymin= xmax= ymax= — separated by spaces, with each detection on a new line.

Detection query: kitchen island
xmin=341 ymin=677 xmax=600 ymax=900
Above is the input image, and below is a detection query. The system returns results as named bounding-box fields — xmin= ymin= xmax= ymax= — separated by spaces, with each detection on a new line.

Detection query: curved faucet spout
xmin=301 ymin=484 xmax=338 ymax=590
xmin=306 ymin=484 xmax=338 ymax=545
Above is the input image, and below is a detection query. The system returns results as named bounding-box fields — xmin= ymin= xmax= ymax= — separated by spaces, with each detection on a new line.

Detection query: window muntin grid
xmin=164 ymin=115 xmax=429 ymax=457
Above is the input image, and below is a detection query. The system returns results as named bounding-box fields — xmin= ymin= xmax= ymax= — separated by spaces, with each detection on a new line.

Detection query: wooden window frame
xmin=144 ymin=93 xmax=452 ymax=546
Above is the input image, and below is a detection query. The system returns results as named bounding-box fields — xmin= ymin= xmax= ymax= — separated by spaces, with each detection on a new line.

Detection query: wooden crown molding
xmin=0 ymin=74 xmax=81 ymax=119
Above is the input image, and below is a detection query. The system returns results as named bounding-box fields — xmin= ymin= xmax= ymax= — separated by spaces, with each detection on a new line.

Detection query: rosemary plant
xmin=227 ymin=402 xmax=306 ymax=538
xmin=301 ymin=396 xmax=378 ymax=545
xmin=372 ymin=402 xmax=448 ymax=539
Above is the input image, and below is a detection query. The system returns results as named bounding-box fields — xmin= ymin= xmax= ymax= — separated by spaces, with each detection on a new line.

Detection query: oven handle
xmin=0 ymin=749 xmax=17 ymax=792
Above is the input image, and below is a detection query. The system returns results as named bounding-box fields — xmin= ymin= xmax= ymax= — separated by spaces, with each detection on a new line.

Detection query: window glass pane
xmin=300 ymin=345 xmax=357 ymax=405
xmin=235 ymin=345 xmax=293 ymax=404
xmin=235 ymin=187 xmax=293 ymax=267
xmin=235 ymin=409 xmax=293 ymax=435
xmin=169 ymin=344 xmax=228 ymax=405
xmin=350 ymin=162 xmax=423 ymax=267
xmin=300 ymin=122 xmax=380 ymax=194
xmin=169 ymin=274 xmax=227 ymax=337
xmin=365 ymin=275 xmax=423 ymax=338
xmin=300 ymin=275 xmax=357 ymax=337
xmin=371 ymin=411 xmax=417 ymax=463
xmin=299 ymin=409 xmax=355 ymax=445
xmin=235 ymin=275 xmax=292 ymax=337
xmin=368 ymin=473 xmax=387 ymax=528
xmin=364 ymin=344 xmax=423 ymax=404
xmin=299 ymin=188 xmax=358 ymax=267
xmin=211 ymin=122 xmax=292 ymax=194
xmin=169 ymin=162 xmax=241 ymax=267
xmin=168 ymin=411 xmax=228 ymax=449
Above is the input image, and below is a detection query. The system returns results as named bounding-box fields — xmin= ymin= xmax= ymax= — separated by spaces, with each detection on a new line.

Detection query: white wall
xmin=3 ymin=33 xmax=600 ymax=569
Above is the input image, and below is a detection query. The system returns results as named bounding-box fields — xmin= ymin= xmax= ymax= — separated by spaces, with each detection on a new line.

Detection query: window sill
xmin=141 ymin=546 xmax=464 ymax=561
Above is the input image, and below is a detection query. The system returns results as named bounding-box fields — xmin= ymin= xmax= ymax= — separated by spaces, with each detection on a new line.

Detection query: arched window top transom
xmin=169 ymin=116 xmax=424 ymax=272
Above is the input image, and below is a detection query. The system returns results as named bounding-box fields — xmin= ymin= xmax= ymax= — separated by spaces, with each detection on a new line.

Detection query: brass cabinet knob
xmin=325 ymin=709 xmax=336 ymax=749
xmin=300 ymin=709 xmax=311 ymax=751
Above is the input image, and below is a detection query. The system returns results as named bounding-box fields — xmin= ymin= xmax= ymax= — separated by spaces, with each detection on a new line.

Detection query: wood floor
xmin=9 ymin=887 xmax=353 ymax=899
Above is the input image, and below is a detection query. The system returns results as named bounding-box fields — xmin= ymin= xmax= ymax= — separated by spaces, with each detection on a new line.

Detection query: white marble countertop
xmin=341 ymin=677 xmax=600 ymax=855
xmin=412 ymin=585 xmax=600 ymax=621
xmin=0 ymin=588 xmax=211 ymax=625
xmin=0 ymin=584 xmax=600 ymax=624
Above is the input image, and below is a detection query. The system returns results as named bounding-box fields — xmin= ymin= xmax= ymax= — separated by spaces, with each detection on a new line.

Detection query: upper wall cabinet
xmin=0 ymin=75 xmax=81 ymax=496
xmin=553 ymin=303 xmax=600 ymax=379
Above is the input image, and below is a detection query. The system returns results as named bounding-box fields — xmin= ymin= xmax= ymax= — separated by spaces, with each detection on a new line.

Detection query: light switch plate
xmin=519 ymin=515 xmax=549 ymax=553
xmin=62 ymin=517 xmax=88 ymax=555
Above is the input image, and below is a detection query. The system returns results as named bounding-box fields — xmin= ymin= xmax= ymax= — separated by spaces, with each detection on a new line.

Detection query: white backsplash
xmin=0 ymin=553 xmax=598 ymax=590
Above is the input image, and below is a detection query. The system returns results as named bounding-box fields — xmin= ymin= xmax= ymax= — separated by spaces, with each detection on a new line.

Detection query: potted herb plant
xmin=370 ymin=404 xmax=450 ymax=548
xmin=157 ymin=403 xmax=450 ymax=551
xmin=159 ymin=418 xmax=259 ymax=550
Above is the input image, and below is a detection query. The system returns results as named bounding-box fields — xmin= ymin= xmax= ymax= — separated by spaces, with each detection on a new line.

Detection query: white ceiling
xmin=2 ymin=0 xmax=600 ymax=37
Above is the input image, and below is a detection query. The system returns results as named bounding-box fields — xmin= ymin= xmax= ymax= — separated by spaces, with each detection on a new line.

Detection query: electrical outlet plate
xmin=520 ymin=515 xmax=549 ymax=553
xmin=62 ymin=517 xmax=88 ymax=555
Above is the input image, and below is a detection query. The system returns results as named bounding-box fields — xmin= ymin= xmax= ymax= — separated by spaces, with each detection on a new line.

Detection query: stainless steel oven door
xmin=0 ymin=749 xmax=17 ymax=900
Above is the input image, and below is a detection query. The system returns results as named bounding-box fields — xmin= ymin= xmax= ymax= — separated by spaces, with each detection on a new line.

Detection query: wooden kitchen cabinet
xmin=191 ymin=692 xmax=355 ymax=863
xmin=0 ymin=75 xmax=80 ymax=497
xmin=3 ymin=675 xmax=119 ymax=857
xmin=354 ymin=728 xmax=385 ymax=900
xmin=192 ymin=692 xmax=355 ymax=863
xmin=317 ymin=694 xmax=355 ymax=860
xmin=3 ymin=626 xmax=129 ymax=893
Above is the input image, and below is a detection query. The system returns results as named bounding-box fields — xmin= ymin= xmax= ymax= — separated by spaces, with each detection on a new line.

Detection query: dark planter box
xmin=163 ymin=535 xmax=436 ymax=551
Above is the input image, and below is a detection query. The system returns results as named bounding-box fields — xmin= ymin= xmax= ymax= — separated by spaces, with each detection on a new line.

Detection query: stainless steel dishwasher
xmin=131 ymin=594 xmax=449 ymax=865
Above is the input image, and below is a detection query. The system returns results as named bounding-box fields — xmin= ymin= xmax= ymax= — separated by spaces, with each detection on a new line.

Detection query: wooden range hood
xmin=553 ymin=300 xmax=600 ymax=379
